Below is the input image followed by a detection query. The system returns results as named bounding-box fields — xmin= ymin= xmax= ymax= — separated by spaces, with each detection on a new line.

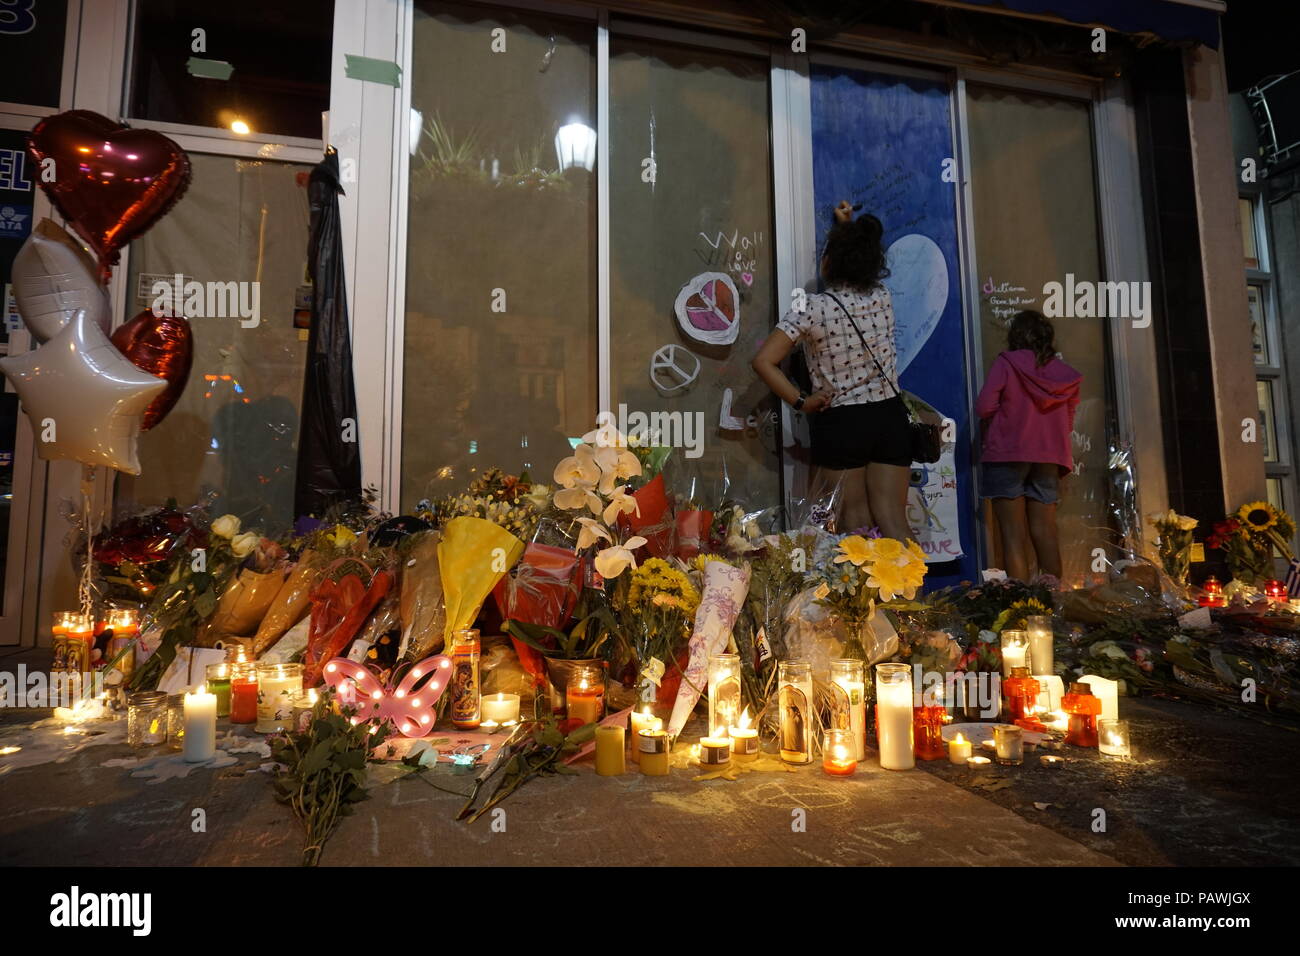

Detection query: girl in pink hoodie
xmin=975 ymin=310 xmax=1082 ymax=582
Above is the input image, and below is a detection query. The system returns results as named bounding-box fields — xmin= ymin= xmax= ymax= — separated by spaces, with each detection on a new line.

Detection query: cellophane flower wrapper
xmin=198 ymin=566 xmax=287 ymax=644
xmin=399 ymin=530 xmax=446 ymax=660
xmin=621 ymin=472 xmax=673 ymax=558
xmin=668 ymin=559 xmax=751 ymax=737
xmin=252 ymin=551 xmax=325 ymax=655
xmin=675 ymin=510 xmax=713 ymax=558
xmin=492 ymin=542 xmax=583 ymax=684
xmin=439 ymin=516 xmax=525 ymax=648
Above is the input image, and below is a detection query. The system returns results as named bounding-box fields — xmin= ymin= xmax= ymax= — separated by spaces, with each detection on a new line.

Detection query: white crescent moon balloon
xmin=11 ymin=218 xmax=112 ymax=342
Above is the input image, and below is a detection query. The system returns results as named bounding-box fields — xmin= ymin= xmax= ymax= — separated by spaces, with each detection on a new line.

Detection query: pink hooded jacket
xmin=976 ymin=349 xmax=1082 ymax=473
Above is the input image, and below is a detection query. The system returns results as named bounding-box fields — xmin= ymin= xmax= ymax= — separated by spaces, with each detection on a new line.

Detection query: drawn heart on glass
xmin=882 ymin=233 xmax=948 ymax=376
xmin=673 ymin=271 xmax=740 ymax=346
xmin=741 ymin=272 xmax=754 ymax=286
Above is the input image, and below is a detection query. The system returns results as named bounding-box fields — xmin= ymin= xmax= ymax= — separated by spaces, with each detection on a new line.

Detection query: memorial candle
xmin=699 ymin=736 xmax=731 ymax=768
xmin=255 ymin=662 xmax=302 ymax=733
xmin=1000 ymin=629 xmax=1029 ymax=678
xmin=875 ymin=662 xmax=915 ymax=770
xmin=1024 ymin=615 xmax=1054 ymax=675
xmin=230 ymin=663 xmax=257 ymax=724
xmin=778 ymin=660 xmax=814 ymax=764
xmin=595 ymin=724 xmax=626 ymax=776
xmin=830 ymin=659 xmax=867 ymax=761
xmin=706 ymin=653 xmax=741 ymax=738
xmin=481 ymin=693 xmax=520 ymax=724
xmin=565 ymin=664 xmax=605 ymax=725
xmin=205 ymin=663 xmax=232 ymax=718
xmin=822 ymin=728 xmax=857 ymax=776
xmin=629 ymin=707 xmax=662 ymax=764
xmin=638 ymin=729 xmax=670 ymax=776
xmin=729 ymin=708 xmax=759 ymax=759
xmin=947 ymin=732 xmax=973 ymax=765
xmin=1079 ymin=674 xmax=1119 ymax=722
xmin=182 ymin=684 xmax=217 ymax=763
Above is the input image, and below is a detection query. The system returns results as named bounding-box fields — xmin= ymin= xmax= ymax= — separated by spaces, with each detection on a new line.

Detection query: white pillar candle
xmin=1079 ymin=675 xmax=1120 ymax=721
xmin=481 ymin=693 xmax=520 ymax=724
xmin=1034 ymin=674 xmax=1065 ymax=711
xmin=875 ymin=663 xmax=914 ymax=771
xmin=182 ymin=685 xmax=217 ymax=763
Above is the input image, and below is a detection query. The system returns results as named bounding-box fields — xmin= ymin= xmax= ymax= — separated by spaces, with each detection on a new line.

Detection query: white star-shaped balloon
xmin=0 ymin=309 xmax=166 ymax=475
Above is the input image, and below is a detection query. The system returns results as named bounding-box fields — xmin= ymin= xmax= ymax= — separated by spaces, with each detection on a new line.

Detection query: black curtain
xmin=294 ymin=149 xmax=361 ymax=518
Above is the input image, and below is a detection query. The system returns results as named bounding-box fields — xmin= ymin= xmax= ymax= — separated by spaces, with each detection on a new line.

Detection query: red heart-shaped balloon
xmin=111 ymin=310 xmax=194 ymax=431
xmin=27 ymin=110 xmax=191 ymax=280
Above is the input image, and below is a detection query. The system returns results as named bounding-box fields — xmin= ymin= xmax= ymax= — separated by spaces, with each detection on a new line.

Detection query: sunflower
xmin=1237 ymin=501 xmax=1280 ymax=533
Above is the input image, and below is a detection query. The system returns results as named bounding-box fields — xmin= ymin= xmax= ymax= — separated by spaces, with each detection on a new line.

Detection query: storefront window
xmin=402 ymin=1 xmax=597 ymax=509
xmin=609 ymin=37 xmax=779 ymax=507
xmin=967 ymin=86 xmax=1110 ymax=585
xmin=117 ymin=153 xmax=312 ymax=534
xmin=128 ymin=0 xmax=332 ymax=140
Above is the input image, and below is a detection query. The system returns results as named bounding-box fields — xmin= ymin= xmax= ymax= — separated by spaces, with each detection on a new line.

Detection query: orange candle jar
xmin=565 ymin=663 xmax=605 ymax=726
xmin=912 ymin=705 xmax=948 ymax=761
xmin=1063 ymin=681 xmax=1102 ymax=747
xmin=229 ymin=662 xmax=258 ymax=724
xmin=1003 ymin=667 xmax=1041 ymax=722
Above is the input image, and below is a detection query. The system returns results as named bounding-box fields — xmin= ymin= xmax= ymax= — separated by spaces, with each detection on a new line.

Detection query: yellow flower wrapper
xmin=438 ymin=516 xmax=525 ymax=647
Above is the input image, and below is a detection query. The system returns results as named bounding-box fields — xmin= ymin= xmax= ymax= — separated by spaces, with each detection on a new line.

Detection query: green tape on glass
xmin=186 ymin=57 xmax=234 ymax=80
xmin=344 ymin=54 xmax=402 ymax=88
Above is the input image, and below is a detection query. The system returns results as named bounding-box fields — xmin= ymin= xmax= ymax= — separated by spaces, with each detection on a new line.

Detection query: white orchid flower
xmin=594 ymin=536 xmax=647 ymax=578
xmin=575 ymin=517 xmax=613 ymax=551
xmin=602 ymin=486 xmax=641 ymax=525
xmin=553 ymin=483 xmax=603 ymax=514
xmin=582 ymin=421 xmax=628 ymax=448
xmin=553 ymin=444 xmax=601 ymax=489
xmin=596 ymin=447 xmax=643 ymax=495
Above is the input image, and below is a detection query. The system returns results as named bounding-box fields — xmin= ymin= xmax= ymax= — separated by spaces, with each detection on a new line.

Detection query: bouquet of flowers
xmin=613 ymin=557 xmax=700 ymax=705
xmin=815 ymin=535 xmax=927 ymax=658
xmin=1207 ymin=501 xmax=1296 ymax=585
xmin=551 ymin=423 xmax=649 ymax=580
xmin=1148 ymin=509 xmax=1198 ymax=586
xmin=429 ymin=467 xmax=550 ymax=540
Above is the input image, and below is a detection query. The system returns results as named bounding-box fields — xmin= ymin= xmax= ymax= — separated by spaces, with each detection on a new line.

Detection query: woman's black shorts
xmin=808 ymin=396 xmax=912 ymax=470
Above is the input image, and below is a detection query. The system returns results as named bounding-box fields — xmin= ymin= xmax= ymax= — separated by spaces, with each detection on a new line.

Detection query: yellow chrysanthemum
xmin=1238 ymin=500 xmax=1279 ymax=533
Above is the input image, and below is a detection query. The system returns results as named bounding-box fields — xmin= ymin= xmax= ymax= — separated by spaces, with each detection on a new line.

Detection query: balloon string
xmin=79 ymin=465 xmax=97 ymax=618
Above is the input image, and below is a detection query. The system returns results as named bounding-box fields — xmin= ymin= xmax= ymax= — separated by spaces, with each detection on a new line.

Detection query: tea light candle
xmin=1043 ymin=709 xmax=1070 ymax=733
xmin=481 ymin=692 xmax=520 ymax=724
xmin=1040 ymin=754 xmax=1064 ymax=769
xmin=966 ymin=755 xmax=992 ymax=770
xmin=947 ymin=732 xmax=973 ymax=765
xmin=700 ymin=736 xmax=731 ymax=768
xmin=730 ymin=708 xmax=759 ymax=759
xmin=182 ymin=685 xmax=217 ymax=763
xmin=1098 ymin=718 xmax=1131 ymax=758
xmin=822 ymin=729 xmax=857 ymax=776
xmin=638 ymin=729 xmax=670 ymax=776
xmin=629 ymin=708 xmax=662 ymax=764
xmin=480 ymin=720 xmax=500 ymax=732
xmin=595 ymin=724 xmax=626 ymax=776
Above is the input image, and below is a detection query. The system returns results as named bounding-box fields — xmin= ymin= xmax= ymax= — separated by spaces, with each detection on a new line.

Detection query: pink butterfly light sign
xmin=321 ymin=655 xmax=453 ymax=738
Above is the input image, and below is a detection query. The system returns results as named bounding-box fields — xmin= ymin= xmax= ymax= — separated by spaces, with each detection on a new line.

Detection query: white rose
xmin=211 ymin=514 xmax=241 ymax=539
xmin=230 ymin=532 xmax=259 ymax=558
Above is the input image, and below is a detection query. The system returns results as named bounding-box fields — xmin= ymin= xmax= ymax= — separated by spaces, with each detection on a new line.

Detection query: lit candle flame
xmin=736 ymin=707 xmax=752 ymax=731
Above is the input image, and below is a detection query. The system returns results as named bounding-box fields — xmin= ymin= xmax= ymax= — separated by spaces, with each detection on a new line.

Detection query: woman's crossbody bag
xmin=825 ymin=291 xmax=942 ymax=464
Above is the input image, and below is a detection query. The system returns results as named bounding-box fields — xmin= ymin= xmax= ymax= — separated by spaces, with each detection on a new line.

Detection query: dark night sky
xmin=1222 ymin=0 xmax=1300 ymax=92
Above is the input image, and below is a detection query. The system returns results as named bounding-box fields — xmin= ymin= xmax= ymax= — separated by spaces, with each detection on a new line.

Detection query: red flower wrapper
xmin=675 ymin=509 xmax=714 ymax=558
xmin=620 ymin=472 xmax=674 ymax=558
xmin=493 ymin=543 xmax=583 ymax=683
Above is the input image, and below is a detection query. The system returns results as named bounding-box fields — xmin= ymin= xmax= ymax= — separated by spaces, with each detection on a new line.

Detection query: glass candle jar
xmin=913 ymin=703 xmax=948 ymax=761
xmin=778 ymin=660 xmax=814 ymax=764
xmin=166 ymin=694 xmax=187 ymax=750
xmin=993 ymin=724 xmax=1024 ymax=765
xmin=565 ymin=662 xmax=605 ymax=725
xmin=1024 ymin=615 xmax=1053 ymax=676
xmin=638 ymin=729 xmax=670 ymax=776
xmin=822 ymin=728 xmax=857 ymax=776
xmin=255 ymin=662 xmax=302 ymax=733
xmin=290 ymin=690 xmax=319 ymax=734
xmin=205 ymin=663 xmax=232 ymax=718
xmin=449 ymin=627 xmax=482 ymax=729
xmin=230 ymin=662 xmax=258 ymax=724
xmin=999 ymin=629 xmax=1029 ymax=678
xmin=127 ymin=691 xmax=169 ymax=748
xmin=706 ymin=653 xmax=741 ymax=738
xmin=1063 ymin=682 xmax=1102 ymax=747
xmin=1098 ymin=718 xmax=1131 ymax=758
xmin=875 ymin=662 xmax=915 ymax=770
xmin=829 ymin=659 xmax=867 ymax=761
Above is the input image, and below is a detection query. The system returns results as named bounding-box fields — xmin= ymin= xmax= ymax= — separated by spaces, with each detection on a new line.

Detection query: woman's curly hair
xmin=822 ymin=213 xmax=889 ymax=291
xmin=1007 ymin=309 xmax=1057 ymax=367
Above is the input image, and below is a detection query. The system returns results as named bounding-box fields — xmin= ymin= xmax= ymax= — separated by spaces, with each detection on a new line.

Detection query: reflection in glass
xmin=1258 ymin=379 xmax=1277 ymax=463
xmin=967 ymin=87 xmax=1109 ymax=585
xmin=403 ymin=2 xmax=596 ymax=509
xmin=119 ymin=155 xmax=312 ymax=534
xmin=1249 ymin=284 xmax=1268 ymax=365
xmin=609 ymin=38 xmax=780 ymax=507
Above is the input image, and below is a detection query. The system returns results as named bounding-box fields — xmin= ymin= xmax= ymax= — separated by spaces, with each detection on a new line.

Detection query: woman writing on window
xmin=751 ymin=201 xmax=913 ymax=541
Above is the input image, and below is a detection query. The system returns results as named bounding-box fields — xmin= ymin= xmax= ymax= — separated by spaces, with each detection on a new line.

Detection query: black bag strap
xmin=825 ymin=290 xmax=901 ymax=401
